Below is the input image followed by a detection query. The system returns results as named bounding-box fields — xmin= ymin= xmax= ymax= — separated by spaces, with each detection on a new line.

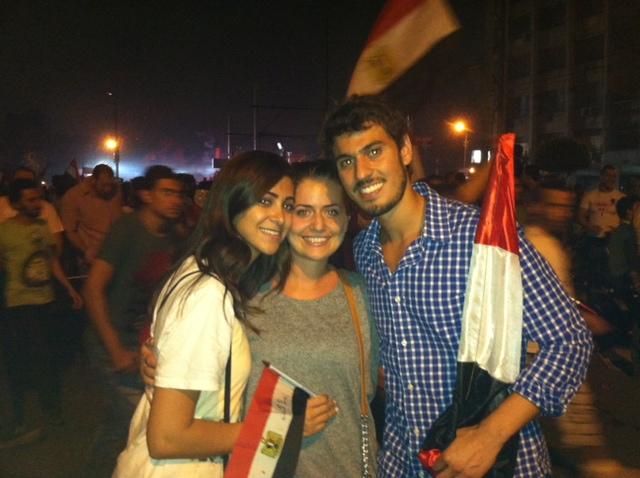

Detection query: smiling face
xmin=233 ymin=176 xmax=294 ymax=262
xmin=333 ymin=123 xmax=412 ymax=218
xmin=288 ymin=177 xmax=349 ymax=264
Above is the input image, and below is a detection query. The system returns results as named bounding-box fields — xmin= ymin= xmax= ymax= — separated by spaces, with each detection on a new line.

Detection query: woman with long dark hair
xmin=112 ymin=151 xmax=323 ymax=477
xmin=137 ymin=160 xmax=362 ymax=477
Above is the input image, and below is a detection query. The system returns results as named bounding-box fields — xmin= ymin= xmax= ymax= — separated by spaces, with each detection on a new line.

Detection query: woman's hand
xmin=303 ymin=394 xmax=338 ymax=437
xmin=140 ymin=338 xmax=158 ymax=386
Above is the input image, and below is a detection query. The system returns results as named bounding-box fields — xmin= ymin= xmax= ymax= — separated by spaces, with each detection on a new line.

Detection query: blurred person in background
xmin=0 ymin=167 xmax=64 ymax=255
xmin=607 ymin=195 xmax=640 ymax=302
xmin=523 ymin=186 xmax=576 ymax=295
xmin=60 ymin=164 xmax=122 ymax=268
xmin=577 ymin=165 xmax=625 ymax=289
xmin=176 ymin=172 xmax=199 ymax=235
xmin=628 ymin=176 xmax=640 ymax=250
xmin=122 ymin=176 xmax=147 ymax=214
xmin=83 ymin=165 xmax=186 ymax=477
xmin=0 ymin=179 xmax=82 ymax=448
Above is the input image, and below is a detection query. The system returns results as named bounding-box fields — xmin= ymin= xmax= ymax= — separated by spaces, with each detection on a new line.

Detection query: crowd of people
xmin=0 ymin=95 xmax=637 ymax=477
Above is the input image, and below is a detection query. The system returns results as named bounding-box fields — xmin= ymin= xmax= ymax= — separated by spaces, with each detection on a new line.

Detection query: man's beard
xmin=357 ymin=173 xmax=408 ymax=218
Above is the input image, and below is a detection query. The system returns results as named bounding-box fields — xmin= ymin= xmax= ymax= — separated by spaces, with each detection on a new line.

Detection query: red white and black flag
xmin=419 ymin=134 xmax=522 ymax=477
xmin=348 ymin=0 xmax=460 ymax=96
xmin=66 ymin=158 xmax=80 ymax=181
xmin=225 ymin=366 xmax=308 ymax=478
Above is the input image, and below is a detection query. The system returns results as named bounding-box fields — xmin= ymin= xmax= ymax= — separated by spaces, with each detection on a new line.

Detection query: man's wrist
xmin=477 ymin=415 xmax=510 ymax=447
xmin=478 ymin=392 xmax=540 ymax=448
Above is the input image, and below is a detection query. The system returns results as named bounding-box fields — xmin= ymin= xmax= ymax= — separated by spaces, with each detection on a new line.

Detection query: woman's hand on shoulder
xmin=303 ymin=394 xmax=338 ymax=437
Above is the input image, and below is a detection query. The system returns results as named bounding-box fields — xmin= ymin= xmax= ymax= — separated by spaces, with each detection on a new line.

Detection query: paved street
xmin=1 ymin=343 xmax=639 ymax=477
xmin=544 ymin=345 xmax=640 ymax=478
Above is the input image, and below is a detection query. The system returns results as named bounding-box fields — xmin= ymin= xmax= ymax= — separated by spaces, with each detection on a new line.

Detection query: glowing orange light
xmin=104 ymin=137 xmax=118 ymax=151
xmin=452 ymin=121 xmax=467 ymax=133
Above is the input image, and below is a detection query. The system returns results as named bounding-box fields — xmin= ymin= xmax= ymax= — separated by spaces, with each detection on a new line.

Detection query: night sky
xmin=2 ymin=1 xmax=481 ymax=179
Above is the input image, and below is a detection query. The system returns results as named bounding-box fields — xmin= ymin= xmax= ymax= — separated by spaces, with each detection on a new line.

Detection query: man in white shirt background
xmin=577 ymin=164 xmax=625 ymax=289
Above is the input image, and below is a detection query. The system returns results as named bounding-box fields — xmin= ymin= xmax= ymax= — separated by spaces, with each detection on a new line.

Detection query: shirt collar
xmin=358 ymin=181 xmax=453 ymax=250
xmin=415 ymin=182 xmax=451 ymax=244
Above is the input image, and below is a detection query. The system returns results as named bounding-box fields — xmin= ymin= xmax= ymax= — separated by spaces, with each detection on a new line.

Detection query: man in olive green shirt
xmin=0 ymin=179 xmax=81 ymax=448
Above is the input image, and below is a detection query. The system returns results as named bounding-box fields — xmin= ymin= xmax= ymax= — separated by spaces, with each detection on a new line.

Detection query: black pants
xmin=0 ymin=303 xmax=61 ymax=425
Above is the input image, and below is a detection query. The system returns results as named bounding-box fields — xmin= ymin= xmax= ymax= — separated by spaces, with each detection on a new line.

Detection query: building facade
xmin=496 ymin=0 xmax=640 ymax=163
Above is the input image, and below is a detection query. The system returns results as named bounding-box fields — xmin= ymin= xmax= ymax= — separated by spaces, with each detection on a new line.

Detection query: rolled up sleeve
xmin=511 ymin=236 xmax=593 ymax=417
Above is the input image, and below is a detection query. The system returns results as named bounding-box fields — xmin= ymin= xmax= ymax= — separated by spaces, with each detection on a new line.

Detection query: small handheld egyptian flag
xmin=225 ymin=365 xmax=309 ymax=478
xmin=419 ymin=133 xmax=522 ymax=477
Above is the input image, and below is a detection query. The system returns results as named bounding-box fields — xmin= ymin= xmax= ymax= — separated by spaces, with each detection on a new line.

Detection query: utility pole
xmin=226 ymin=115 xmax=232 ymax=158
xmin=107 ymin=91 xmax=120 ymax=178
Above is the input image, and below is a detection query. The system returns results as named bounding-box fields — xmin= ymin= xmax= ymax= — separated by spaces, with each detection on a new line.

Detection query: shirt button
xmin=414 ymin=427 xmax=420 ymax=436
xmin=408 ymin=383 xmax=414 ymax=391
xmin=401 ymin=339 xmax=408 ymax=347
xmin=394 ymin=296 xmax=402 ymax=304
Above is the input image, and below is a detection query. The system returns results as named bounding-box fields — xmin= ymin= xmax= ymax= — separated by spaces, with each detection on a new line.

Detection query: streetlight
xmin=451 ymin=120 xmax=470 ymax=169
xmin=104 ymin=137 xmax=118 ymax=151
xmin=103 ymin=136 xmax=120 ymax=177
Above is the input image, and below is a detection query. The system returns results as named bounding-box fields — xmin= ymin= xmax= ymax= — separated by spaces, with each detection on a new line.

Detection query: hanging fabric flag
xmin=66 ymin=158 xmax=80 ymax=180
xmin=225 ymin=366 xmax=309 ymax=478
xmin=419 ymin=133 xmax=522 ymax=477
xmin=347 ymin=0 xmax=460 ymax=96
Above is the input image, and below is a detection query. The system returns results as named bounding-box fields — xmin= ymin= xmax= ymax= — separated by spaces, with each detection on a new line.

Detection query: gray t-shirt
xmin=246 ymin=271 xmax=379 ymax=478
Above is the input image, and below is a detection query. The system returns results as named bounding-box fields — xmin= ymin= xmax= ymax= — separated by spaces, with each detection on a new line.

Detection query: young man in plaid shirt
xmin=321 ymin=96 xmax=592 ymax=478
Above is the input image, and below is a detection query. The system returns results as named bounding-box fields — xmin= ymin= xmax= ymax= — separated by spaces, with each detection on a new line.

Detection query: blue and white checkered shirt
xmin=354 ymin=183 xmax=593 ymax=478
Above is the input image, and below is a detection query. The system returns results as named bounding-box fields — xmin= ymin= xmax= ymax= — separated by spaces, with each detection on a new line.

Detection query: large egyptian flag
xmin=419 ymin=134 xmax=522 ymax=477
xmin=347 ymin=0 xmax=460 ymax=96
xmin=225 ymin=366 xmax=308 ymax=478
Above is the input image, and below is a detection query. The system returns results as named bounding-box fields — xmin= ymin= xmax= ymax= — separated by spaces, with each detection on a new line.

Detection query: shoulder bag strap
xmin=339 ymin=270 xmax=371 ymax=478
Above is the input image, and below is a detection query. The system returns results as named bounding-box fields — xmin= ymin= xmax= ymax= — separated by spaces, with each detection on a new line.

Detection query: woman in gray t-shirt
xmin=246 ymin=160 xmax=379 ymax=477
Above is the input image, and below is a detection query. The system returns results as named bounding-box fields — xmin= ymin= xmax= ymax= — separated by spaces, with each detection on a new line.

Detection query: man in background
xmin=0 ymin=179 xmax=81 ymax=448
xmin=577 ymin=164 xmax=625 ymax=289
xmin=83 ymin=165 xmax=185 ymax=477
xmin=0 ymin=167 xmax=64 ymax=254
xmin=60 ymin=164 xmax=122 ymax=267
xmin=578 ymin=165 xmax=625 ymax=239
xmin=607 ymin=195 xmax=640 ymax=301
